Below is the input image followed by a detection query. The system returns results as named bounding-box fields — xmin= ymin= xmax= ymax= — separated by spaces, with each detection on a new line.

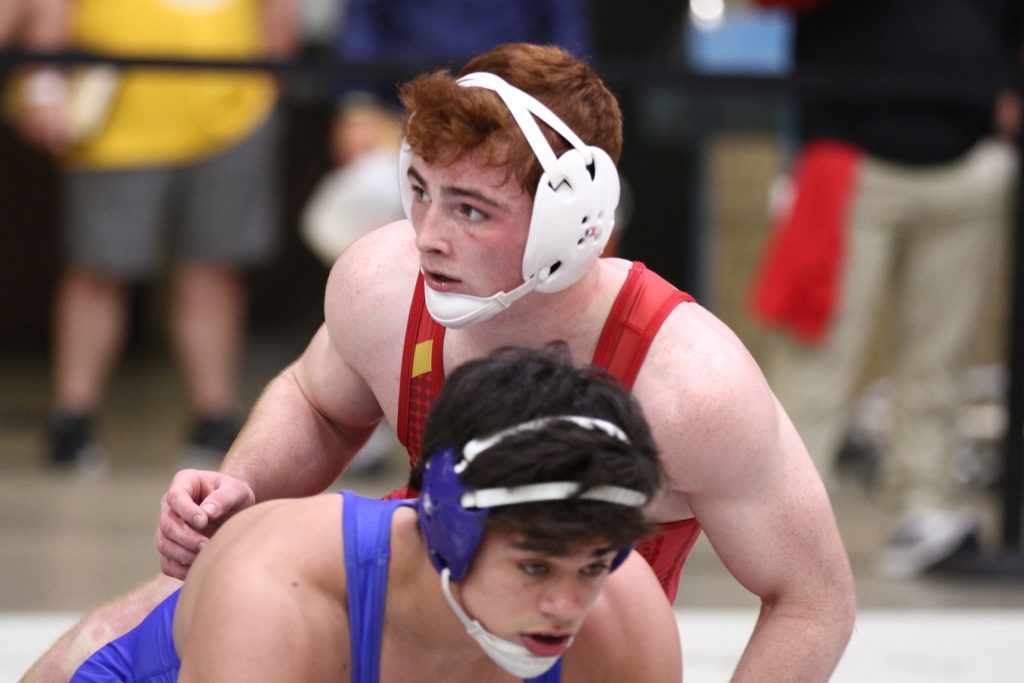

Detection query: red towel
xmin=748 ymin=140 xmax=862 ymax=344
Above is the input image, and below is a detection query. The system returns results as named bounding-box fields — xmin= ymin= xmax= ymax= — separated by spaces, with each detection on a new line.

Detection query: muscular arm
xmin=160 ymin=223 xmax=415 ymax=575
xmin=221 ymin=223 xmax=419 ymax=502
xmin=640 ymin=305 xmax=855 ymax=681
xmin=222 ymin=223 xmax=415 ymax=500
xmin=219 ymin=324 xmax=381 ymax=502
xmin=159 ymin=332 xmax=378 ymax=574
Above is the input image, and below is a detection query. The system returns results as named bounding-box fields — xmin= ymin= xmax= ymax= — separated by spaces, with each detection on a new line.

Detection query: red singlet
xmin=393 ymin=262 xmax=699 ymax=602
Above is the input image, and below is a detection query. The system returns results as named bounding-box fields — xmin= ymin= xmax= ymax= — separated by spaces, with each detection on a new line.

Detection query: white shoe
xmin=876 ymin=507 xmax=978 ymax=578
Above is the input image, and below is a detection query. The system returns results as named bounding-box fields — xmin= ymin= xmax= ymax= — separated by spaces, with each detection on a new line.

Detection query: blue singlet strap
xmin=342 ymin=491 xmax=410 ymax=683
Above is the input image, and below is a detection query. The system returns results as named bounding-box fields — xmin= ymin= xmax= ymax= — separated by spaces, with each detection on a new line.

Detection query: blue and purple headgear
xmin=418 ymin=415 xmax=649 ymax=582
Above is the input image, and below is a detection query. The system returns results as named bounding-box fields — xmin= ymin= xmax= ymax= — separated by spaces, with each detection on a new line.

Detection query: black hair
xmin=411 ymin=342 xmax=664 ymax=554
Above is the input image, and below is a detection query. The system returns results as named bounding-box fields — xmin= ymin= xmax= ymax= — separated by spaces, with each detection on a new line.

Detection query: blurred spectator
xmin=311 ymin=0 xmax=592 ymax=254
xmin=588 ymin=0 xmax=689 ymax=286
xmin=329 ymin=0 xmax=590 ymax=167
xmin=300 ymin=93 xmax=403 ymax=267
xmin=336 ymin=0 xmax=589 ymax=83
xmin=8 ymin=0 xmax=298 ymax=472
xmin=749 ymin=0 xmax=1022 ymax=577
xmin=0 ymin=0 xmax=30 ymax=46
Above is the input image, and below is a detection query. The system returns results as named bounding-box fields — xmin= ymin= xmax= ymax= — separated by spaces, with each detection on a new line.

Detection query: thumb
xmin=198 ymin=479 xmax=255 ymax=523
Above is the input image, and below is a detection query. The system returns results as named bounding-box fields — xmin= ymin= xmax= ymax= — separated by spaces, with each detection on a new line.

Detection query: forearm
xmin=732 ymin=597 xmax=855 ymax=682
xmin=261 ymin=0 xmax=298 ymax=59
xmin=0 ymin=0 xmax=26 ymax=45
xmin=20 ymin=0 xmax=70 ymax=50
xmin=221 ymin=365 xmax=375 ymax=502
xmin=729 ymin=506 xmax=856 ymax=680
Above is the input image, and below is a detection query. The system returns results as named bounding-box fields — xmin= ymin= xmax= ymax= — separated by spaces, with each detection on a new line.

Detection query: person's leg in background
xmin=172 ymin=112 xmax=281 ymax=465
xmin=47 ymin=167 xmax=169 ymax=470
xmin=170 ymin=262 xmax=247 ymax=455
xmin=879 ymin=139 xmax=1018 ymax=576
xmin=766 ymin=156 xmax=902 ymax=490
xmin=49 ymin=267 xmax=127 ymax=470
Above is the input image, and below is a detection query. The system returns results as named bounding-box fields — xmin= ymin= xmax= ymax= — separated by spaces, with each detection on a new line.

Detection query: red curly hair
xmin=399 ymin=43 xmax=623 ymax=195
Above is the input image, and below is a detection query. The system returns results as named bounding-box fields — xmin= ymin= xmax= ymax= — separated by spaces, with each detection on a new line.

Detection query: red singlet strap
xmin=396 ymin=274 xmax=446 ymax=464
xmin=592 ymin=262 xmax=694 ymax=389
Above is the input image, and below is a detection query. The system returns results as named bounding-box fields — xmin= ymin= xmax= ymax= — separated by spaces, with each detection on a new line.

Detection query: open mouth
xmin=522 ymin=633 xmax=572 ymax=657
xmin=423 ymin=269 xmax=461 ymax=289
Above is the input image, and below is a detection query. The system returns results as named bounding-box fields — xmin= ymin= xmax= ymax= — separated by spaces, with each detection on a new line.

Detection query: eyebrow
xmin=511 ymin=540 xmax=619 ymax=559
xmin=407 ymin=165 xmax=503 ymax=209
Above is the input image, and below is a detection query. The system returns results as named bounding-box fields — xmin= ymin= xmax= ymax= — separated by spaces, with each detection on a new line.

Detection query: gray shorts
xmin=62 ymin=110 xmax=282 ymax=278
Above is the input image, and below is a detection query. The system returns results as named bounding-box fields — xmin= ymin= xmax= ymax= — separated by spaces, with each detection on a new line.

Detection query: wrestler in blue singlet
xmin=343 ymin=491 xmax=564 ymax=683
xmin=71 ymin=491 xmax=565 ymax=682
xmin=70 ymin=589 xmax=181 ymax=682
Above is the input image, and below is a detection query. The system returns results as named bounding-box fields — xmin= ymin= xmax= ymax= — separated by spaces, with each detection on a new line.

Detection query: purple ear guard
xmin=419 ymin=446 xmax=489 ymax=581
xmin=611 ymin=545 xmax=633 ymax=572
xmin=418 ymin=441 xmax=636 ymax=582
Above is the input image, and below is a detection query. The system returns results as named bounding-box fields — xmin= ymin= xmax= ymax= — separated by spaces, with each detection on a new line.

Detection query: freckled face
xmin=406 ymin=152 xmax=534 ymax=298
xmin=456 ymin=532 xmax=617 ymax=658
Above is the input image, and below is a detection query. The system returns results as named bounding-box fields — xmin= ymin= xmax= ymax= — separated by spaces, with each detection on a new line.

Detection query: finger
xmin=160 ymin=555 xmax=192 ymax=581
xmin=165 ymin=476 xmax=210 ymax=529
xmin=158 ymin=504 xmax=211 ymax=553
xmin=155 ymin=530 xmax=200 ymax=569
xmin=198 ymin=482 xmax=255 ymax=523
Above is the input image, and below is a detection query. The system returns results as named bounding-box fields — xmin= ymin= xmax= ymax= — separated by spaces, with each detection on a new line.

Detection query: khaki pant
xmin=767 ymin=138 xmax=1018 ymax=514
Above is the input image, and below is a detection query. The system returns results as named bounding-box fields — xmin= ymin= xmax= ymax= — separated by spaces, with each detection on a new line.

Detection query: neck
xmin=450 ymin=259 xmax=625 ymax=355
xmin=388 ymin=510 xmax=492 ymax=657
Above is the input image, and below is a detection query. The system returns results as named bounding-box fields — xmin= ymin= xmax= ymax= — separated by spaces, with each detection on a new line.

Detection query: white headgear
xmin=399 ymin=71 xmax=621 ymax=328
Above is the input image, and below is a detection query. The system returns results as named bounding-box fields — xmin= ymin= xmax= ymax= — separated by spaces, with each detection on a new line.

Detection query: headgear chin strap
xmin=440 ymin=567 xmax=565 ymax=678
xmin=418 ymin=415 xmax=646 ymax=582
xmin=421 ymin=274 xmax=539 ymax=328
xmin=399 ymin=72 xmax=620 ymax=329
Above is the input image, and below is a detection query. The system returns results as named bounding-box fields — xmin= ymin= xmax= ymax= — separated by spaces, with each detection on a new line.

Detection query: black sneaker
xmin=47 ymin=412 xmax=108 ymax=476
xmin=179 ymin=416 xmax=241 ymax=470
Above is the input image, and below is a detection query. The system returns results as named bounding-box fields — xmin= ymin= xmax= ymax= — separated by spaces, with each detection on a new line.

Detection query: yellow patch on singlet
xmin=411 ymin=340 xmax=433 ymax=378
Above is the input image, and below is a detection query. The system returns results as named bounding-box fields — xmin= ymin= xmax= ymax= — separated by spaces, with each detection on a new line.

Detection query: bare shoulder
xmin=563 ymin=553 xmax=681 ymax=682
xmin=632 ymin=301 xmax=779 ymax=492
xmin=174 ymin=496 xmax=349 ymax=680
xmin=640 ymin=300 xmax=768 ymax=403
xmin=324 ymin=220 xmax=418 ymax=337
xmin=178 ymin=495 xmax=345 ymax=626
xmin=320 ymin=220 xmax=420 ymax=417
xmin=213 ymin=494 xmax=343 ymax=558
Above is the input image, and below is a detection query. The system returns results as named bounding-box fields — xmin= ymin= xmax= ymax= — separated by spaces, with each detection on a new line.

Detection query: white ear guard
xmin=398 ymin=138 xmax=415 ymax=221
xmin=454 ymin=72 xmax=620 ymax=294
xmin=397 ymin=72 xmax=620 ymax=326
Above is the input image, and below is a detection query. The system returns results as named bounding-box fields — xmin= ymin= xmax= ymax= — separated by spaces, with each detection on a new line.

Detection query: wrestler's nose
xmin=413 ymin=203 xmax=453 ymax=255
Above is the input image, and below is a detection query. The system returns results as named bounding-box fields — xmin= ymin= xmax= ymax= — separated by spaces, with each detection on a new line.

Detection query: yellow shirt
xmin=66 ymin=0 xmax=276 ymax=168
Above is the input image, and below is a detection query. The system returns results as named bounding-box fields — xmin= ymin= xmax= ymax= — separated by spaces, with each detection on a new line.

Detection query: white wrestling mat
xmin=2 ymin=609 xmax=1022 ymax=681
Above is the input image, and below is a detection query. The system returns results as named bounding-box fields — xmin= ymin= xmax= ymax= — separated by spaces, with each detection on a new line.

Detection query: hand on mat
xmin=156 ymin=469 xmax=256 ymax=579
